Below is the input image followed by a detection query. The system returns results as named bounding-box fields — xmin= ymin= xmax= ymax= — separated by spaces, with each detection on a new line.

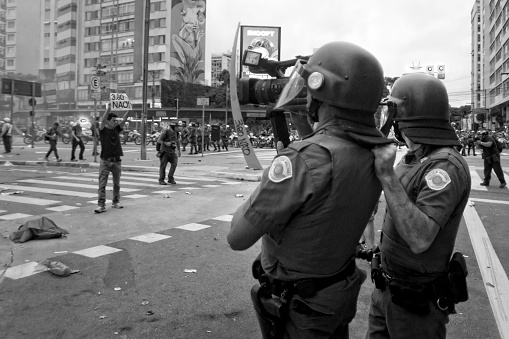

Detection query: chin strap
xmin=306 ymin=97 xmax=322 ymax=122
xmin=393 ymin=123 xmax=407 ymax=146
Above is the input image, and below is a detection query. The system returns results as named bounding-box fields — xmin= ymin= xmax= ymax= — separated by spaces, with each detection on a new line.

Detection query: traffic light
xmin=426 ymin=65 xmax=434 ymax=76
xmin=437 ymin=65 xmax=445 ymax=79
xmin=95 ymin=64 xmax=108 ymax=76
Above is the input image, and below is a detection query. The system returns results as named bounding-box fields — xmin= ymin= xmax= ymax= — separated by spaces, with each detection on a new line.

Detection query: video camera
xmin=238 ymin=49 xmax=312 ymax=148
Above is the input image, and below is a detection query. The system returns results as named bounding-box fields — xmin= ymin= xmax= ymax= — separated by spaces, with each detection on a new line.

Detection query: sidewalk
xmin=0 ymin=139 xmax=267 ymax=182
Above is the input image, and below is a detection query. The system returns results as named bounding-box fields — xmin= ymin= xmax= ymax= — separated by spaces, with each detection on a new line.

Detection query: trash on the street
xmin=185 ymin=192 xmax=191 ymax=194
xmin=141 ymin=301 xmax=149 ymax=306
xmin=145 ymin=311 xmax=154 ymax=316
xmin=114 ymin=287 xmax=121 ymax=291
xmin=54 ymin=251 xmax=68 ymax=254
xmin=468 ymin=200 xmax=475 ymax=207
xmin=1 ymin=190 xmax=24 ymax=195
xmin=486 ymin=282 xmax=495 ymax=288
xmin=10 ymin=216 xmax=69 ymax=243
xmin=184 ymin=269 xmax=197 ymax=273
xmin=235 ymin=194 xmax=243 ymax=198
xmin=99 ymin=315 xmax=106 ymax=319
xmin=37 ymin=259 xmax=79 ymax=277
xmin=164 ymin=194 xmax=171 ymax=198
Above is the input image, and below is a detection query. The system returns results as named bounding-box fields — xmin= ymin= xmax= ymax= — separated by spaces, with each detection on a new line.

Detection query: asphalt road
xmin=0 ymin=144 xmax=508 ymax=338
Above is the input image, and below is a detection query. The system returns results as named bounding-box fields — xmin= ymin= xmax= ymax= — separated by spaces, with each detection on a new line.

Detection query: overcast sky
xmin=204 ymin=0 xmax=473 ymax=108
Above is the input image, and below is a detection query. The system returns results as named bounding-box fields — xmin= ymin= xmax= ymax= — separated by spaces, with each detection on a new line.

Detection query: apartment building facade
xmin=3 ymin=0 xmax=207 ymax=114
xmin=473 ymin=0 xmax=509 ymax=130
xmin=210 ymin=52 xmax=230 ymax=87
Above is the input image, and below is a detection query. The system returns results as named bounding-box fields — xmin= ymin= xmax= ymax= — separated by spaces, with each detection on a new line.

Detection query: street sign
xmin=1 ymin=78 xmax=41 ymax=97
xmin=28 ymin=98 xmax=37 ymax=106
xmin=197 ymin=97 xmax=209 ymax=106
xmin=91 ymin=76 xmax=100 ymax=90
xmin=91 ymin=89 xmax=101 ymax=100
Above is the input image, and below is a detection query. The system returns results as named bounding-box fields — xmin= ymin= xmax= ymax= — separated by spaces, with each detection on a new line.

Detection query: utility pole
xmin=140 ymin=0 xmax=151 ymax=160
xmin=175 ymin=98 xmax=179 ymax=119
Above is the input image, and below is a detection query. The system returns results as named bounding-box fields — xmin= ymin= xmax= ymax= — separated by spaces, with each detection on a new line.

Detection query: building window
xmin=7 ymin=59 xmax=14 ymax=66
xmin=118 ymin=71 xmax=133 ymax=83
xmin=150 ymin=18 xmax=166 ymax=29
xmin=149 ymin=52 xmax=165 ymax=62
xmin=118 ymin=19 xmax=134 ymax=32
xmin=85 ymin=10 xmax=99 ymax=21
xmin=7 ymin=21 xmax=14 ymax=29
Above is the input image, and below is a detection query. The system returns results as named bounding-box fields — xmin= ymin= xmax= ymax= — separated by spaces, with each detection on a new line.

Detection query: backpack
xmin=495 ymin=138 xmax=504 ymax=153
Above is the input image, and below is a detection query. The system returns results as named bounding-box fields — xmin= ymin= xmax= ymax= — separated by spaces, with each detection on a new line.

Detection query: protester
xmin=366 ymin=73 xmax=471 ymax=338
xmin=228 ymin=41 xmax=393 ymax=338
xmin=43 ymin=122 xmax=62 ymax=162
xmin=94 ymin=108 xmax=130 ymax=214
xmin=71 ymin=121 xmax=86 ymax=161
xmin=157 ymin=123 xmax=181 ymax=185
xmin=467 ymin=131 xmax=477 ymax=156
xmin=478 ymin=130 xmax=507 ymax=188
xmin=1 ymin=117 xmax=12 ymax=153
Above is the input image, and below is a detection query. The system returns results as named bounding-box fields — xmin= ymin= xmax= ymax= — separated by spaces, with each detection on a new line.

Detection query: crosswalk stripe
xmin=0 ymin=194 xmax=61 ymax=205
xmin=0 ymin=184 xmax=97 ymax=198
xmin=52 ymin=176 xmax=160 ymax=188
xmin=73 ymin=172 xmax=196 ymax=185
xmin=0 ymin=213 xmax=33 ymax=220
xmin=17 ymin=179 xmax=140 ymax=192
xmin=470 ymin=170 xmax=488 ymax=191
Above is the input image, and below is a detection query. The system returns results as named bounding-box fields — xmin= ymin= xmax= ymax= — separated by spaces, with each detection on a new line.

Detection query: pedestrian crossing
xmin=0 ymin=170 xmax=242 ymax=221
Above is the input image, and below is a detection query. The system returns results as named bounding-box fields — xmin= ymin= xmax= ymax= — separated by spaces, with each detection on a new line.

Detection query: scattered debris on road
xmin=37 ymin=259 xmax=79 ymax=277
xmin=184 ymin=269 xmax=197 ymax=273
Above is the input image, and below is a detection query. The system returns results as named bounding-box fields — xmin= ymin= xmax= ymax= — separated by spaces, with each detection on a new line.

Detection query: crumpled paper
xmin=37 ymin=259 xmax=79 ymax=277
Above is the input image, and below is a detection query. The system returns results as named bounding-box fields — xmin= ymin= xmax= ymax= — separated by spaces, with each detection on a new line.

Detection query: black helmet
xmin=386 ymin=73 xmax=459 ymax=147
xmin=275 ymin=41 xmax=384 ymax=113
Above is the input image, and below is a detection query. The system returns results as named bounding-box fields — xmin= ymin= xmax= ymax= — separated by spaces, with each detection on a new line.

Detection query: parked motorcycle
xmin=146 ymin=132 xmax=160 ymax=145
xmin=23 ymin=129 xmax=48 ymax=144
xmin=120 ymin=130 xmax=142 ymax=144
xmin=257 ymin=134 xmax=274 ymax=148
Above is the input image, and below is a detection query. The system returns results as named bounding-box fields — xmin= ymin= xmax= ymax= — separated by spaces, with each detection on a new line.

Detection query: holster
xmin=251 ymin=284 xmax=286 ymax=339
xmin=388 ymin=279 xmax=430 ymax=315
xmin=448 ymin=252 xmax=469 ymax=303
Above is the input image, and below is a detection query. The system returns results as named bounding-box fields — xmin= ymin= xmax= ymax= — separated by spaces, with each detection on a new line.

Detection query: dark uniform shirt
xmin=240 ymin=121 xmax=383 ymax=281
xmin=158 ymin=128 xmax=179 ymax=153
xmin=381 ymin=145 xmax=471 ymax=280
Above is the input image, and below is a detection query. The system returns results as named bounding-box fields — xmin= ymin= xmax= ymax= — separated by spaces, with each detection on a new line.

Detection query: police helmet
xmin=386 ymin=73 xmax=459 ymax=146
xmin=275 ymin=41 xmax=384 ymax=113
xmin=4 ymin=117 xmax=10 ymax=123
xmin=154 ymin=123 xmax=158 ymax=127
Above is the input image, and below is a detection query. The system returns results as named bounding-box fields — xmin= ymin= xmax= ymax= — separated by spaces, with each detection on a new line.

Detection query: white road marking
xmin=17 ymin=179 xmax=140 ymax=192
xmin=175 ymin=223 xmax=211 ymax=231
xmin=212 ymin=215 xmax=233 ymax=222
xmin=73 ymin=245 xmax=122 ymax=258
xmin=464 ymin=204 xmax=509 ymax=339
xmin=0 ymin=213 xmax=33 ymax=220
xmin=0 ymin=195 xmax=61 ymax=206
xmin=46 ymin=205 xmax=80 ymax=212
xmin=130 ymin=233 xmax=171 ymax=243
xmin=0 ymin=184 xmax=96 ymax=198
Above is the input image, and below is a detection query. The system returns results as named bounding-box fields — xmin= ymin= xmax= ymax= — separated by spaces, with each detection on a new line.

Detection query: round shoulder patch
xmin=425 ymin=169 xmax=451 ymax=191
xmin=268 ymin=156 xmax=293 ymax=183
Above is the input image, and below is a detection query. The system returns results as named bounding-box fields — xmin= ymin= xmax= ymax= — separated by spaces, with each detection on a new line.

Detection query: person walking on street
xmin=366 ymin=73 xmax=471 ymax=339
xmin=157 ymin=123 xmax=181 ymax=185
xmin=228 ymin=41 xmax=393 ymax=338
xmin=188 ymin=123 xmax=198 ymax=155
xmin=204 ymin=124 xmax=212 ymax=151
xmin=94 ymin=108 xmax=130 ymax=214
xmin=1 ymin=117 xmax=13 ymax=153
xmin=478 ymin=130 xmax=507 ymax=188
xmin=467 ymin=131 xmax=477 ymax=156
xmin=71 ymin=121 xmax=86 ymax=161
xmin=220 ymin=124 xmax=229 ymax=151
xmin=43 ymin=122 xmax=62 ymax=162
xmin=180 ymin=122 xmax=189 ymax=152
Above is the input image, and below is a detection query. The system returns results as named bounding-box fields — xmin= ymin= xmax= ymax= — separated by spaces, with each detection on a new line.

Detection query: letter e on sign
xmin=91 ymin=76 xmax=100 ymax=90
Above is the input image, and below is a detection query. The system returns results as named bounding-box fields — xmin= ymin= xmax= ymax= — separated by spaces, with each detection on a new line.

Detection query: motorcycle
xmin=62 ymin=129 xmax=93 ymax=145
xmin=120 ymin=130 xmax=142 ymax=145
xmin=23 ymin=129 xmax=48 ymax=144
xmin=257 ymin=134 xmax=274 ymax=148
xmin=146 ymin=132 xmax=161 ymax=145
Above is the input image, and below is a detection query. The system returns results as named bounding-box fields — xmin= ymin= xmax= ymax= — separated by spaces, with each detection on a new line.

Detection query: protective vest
xmin=263 ymin=129 xmax=382 ymax=279
xmin=381 ymin=148 xmax=470 ymax=277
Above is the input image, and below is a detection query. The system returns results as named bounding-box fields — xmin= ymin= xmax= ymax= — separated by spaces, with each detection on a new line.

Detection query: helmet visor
xmin=274 ymin=60 xmax=308 ymax=109
xmin=379 ymin=101 xmax=397 ymax=137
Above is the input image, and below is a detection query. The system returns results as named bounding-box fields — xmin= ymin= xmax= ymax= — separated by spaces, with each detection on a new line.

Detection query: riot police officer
xmin=366 ymin=73 xmax=471 ymax=338
xmin=227 ymin=41 xmax=393 ymax=338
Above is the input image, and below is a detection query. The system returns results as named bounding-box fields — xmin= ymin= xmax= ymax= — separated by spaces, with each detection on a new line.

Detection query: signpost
xmin=197 ymin=97 xmax=209 ymax=157
xmin=90 ymin=76 xmax=101 ymax=162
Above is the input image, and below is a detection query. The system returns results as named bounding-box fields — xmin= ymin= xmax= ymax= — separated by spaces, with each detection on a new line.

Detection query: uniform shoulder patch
xmin=268 ymin=156 xmax=293 ymax=183
xmin=425 ymin=168 xmax=451 ymax=191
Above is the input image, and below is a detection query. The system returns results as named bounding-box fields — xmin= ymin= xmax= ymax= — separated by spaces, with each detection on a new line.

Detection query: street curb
xmin=0 ymin=160 xmax=262 ymax=182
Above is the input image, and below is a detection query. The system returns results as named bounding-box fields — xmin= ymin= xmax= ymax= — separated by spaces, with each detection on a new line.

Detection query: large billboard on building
xmin=169 ymin=0 xmax=206 ymax=84
xmin=240 ymin=25 xmax=281 ymax=78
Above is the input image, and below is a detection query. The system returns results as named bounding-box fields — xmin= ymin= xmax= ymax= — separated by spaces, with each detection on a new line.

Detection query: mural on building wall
xmin=170 ymin=0 xmax=206 ymax=84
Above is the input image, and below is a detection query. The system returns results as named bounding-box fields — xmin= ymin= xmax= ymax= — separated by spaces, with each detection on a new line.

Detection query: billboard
xmin=240 ymin=25 xmax=281 ymax=78
xmin=169 ymin=0 xmax=206 ymax=84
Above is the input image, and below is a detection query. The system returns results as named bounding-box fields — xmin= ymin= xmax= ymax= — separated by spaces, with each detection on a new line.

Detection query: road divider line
xmin=464 ymin=204 xmax=509 ymax=339
xmin=470 ymin=198 xmax=509 ymax=205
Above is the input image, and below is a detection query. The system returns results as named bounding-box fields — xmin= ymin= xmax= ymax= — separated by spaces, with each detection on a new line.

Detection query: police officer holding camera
xmin=478 ymin=130 xmax=506 ymax=188
xmin=228 ymin=41 xmax=393 ymax=338
xmin=366 ymin=73 xmax=471 ymax=339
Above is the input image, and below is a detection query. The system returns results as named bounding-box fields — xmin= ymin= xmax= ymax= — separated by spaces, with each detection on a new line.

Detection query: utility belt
xmin=250 ymin=256 xmax=356 ymax=339
xmin=371 ymin=252 xmax=469 ymax=315
xmin=101 ymin=157 xmax=121 ymax=163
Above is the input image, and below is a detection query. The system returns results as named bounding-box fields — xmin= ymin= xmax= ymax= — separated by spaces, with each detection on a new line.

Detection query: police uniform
xmin=240 ymin=120 xmax=385 ymax=337
xmin=366 ymin=145 xmax=471 ymax=339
